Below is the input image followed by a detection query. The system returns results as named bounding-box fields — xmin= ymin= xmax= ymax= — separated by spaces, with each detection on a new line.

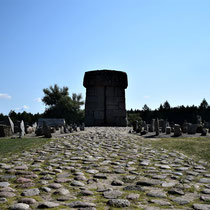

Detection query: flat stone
xmin=21 ymin=188 xmax=40 ymax=196
xmin=193 ymin=204 xmax=210 ymax=210
xmin=0 ymin=187 xmax=15 ymax=192
xmin=202 ymin=189 xmax=210 ymax=194
xmin=126 ymin=193 xmax=139 ymax=200
xmin=200 ymin=195 xmax=210 ymax=202
xmin=68 ymin=201 xmax=96 ymax=208
xmin=111 ymin=180 xmax=124 ymax=186
xmin=168 ymin=188 xmax=185 ymax=195
xmin=0 ymin=197 xmax=7 ymax=203
xmin=123 ymin=185 xmax=145 ymax=191
xmin=140 ymin=160 xmax=150 ymax=166
xmin=172 ymin=197 xmax=190 ymax=205
xmin=162 ymin=182 xmax=177 ymax=188
xmin=10 ymin=203 xmax=30 ymax=210
xmin=55 ymin=178 xmax=71 ymax=183
xmin=53 ymin=188 xmax=70 ymax=196
xmin=0 ymin=191 xmax=16 ymax=197
xmin=48 ymin=183 xmax=62 ymax=189
xmin=103 ymin=190 xmax=122 ymax=199
xmin=71 ymin=180 xmax=85 ymax=187
xmin=147 ymin=191 xmax=167 ymax=198
xmin=80 ymin=190 xmax=94 ymax=196
xmin=19 ymin=198 xmax=37 ymax=204
xmin=94 ymin=174 xmax=107 ymax=179
xmin=38 ymin=201 xmax=60 ymax=208
xmin=41 ymin=187 xmax=51 ymax=192
xmin=107 ymin=199 xmax=130 ymax=207
xmin=16 ymin=177 xmax=32 ymax=183
xmin=150 ymin=199 xmax=171 ymax=206
xmin=0 ymin=182 xmax=10 ymax=188
xmin=199 ymin=178 xmax=210 ymax=184
xmin=14 ymin=165 xmax=28 ymax=170
xmin=86 ymin=170 xmax=98 ymax=174
xmin=136 ymin=179 xmax=161 ymax=186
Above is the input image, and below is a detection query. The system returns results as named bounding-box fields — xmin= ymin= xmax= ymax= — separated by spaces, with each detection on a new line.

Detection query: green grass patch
xmin=143 ymin=137 xmax=210 ymax=163
xmin=0 ymin=137 xmax=52 ymax=157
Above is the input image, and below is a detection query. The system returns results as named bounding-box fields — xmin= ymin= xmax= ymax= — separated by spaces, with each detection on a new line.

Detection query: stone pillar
xmin=83 ymin=70 xmax=128 ymax=126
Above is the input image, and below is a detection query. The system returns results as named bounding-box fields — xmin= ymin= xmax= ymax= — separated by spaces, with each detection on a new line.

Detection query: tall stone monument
xmin=83 ymin=70 xmax=128 ymax=126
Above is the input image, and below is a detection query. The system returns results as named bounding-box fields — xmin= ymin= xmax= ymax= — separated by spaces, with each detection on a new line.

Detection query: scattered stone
xmin=146 ymin=191 xmax=167 ymax=198
xmin=200 ymin=178 xmax=210 ymax=184
xmin=18 ymin=198 xmax=36 ymax=204
xmin=71 ymin=180 xmax=85 ymax=187
xmin=80 ymin=190 xmax=94 ymax=196
xmin=107 ymin=199 xmax=130 ymax=207
xmin=21 ymin=188 xmax=40 ymax=196
xmin=172 ymin=197 xmax=190 ymax=205
xmin=0 ymin=182 xmax=10 ymax=188
xmin=111 ymin=180 xmax=124 ymax=186
xmin=193 ymin=204 xmax=210 ymax=210
xmin=150 ymin=199 xmax=171 ymax=206
xmin=168 ymin=188 xmax=185 ymax=195
xmin=38 ymin=201 xmax=59 ymax=208
xmin=103 ymin=190 xmax=122 ymax=199
xmin=93 ymin=174 xmax=107 ymax=179
xmin=126 ymin=193 xmax=139 ymax=200
xmin=123 ymin=185 xmax=145 ymax=191
xmin=136 ymin=179 xmax=161 ymax=186
xmin=10 ymin=203 xmax=30 ymax=210
xmin=0 ymin=191 xmax=16 ymax=197
xmin=68 ymin=201 xmax=96 ymax=208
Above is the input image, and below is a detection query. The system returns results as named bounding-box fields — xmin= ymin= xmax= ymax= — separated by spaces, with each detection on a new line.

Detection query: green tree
xmin=163 ymin=101 xmax=171 ymax=110
xmin=42 ymin=84 xmax=84 ymax=124
xmin=199 ymin=98 xmax=208 ymax=109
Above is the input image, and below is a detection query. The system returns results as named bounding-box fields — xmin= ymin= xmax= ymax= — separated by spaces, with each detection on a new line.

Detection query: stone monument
xmin=83 ymin=70 xmax=128 ymax=126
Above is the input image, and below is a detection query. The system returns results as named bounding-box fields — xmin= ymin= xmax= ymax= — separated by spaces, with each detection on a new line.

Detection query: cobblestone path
xmin=0 ymin=127 xmax=210 ymax=209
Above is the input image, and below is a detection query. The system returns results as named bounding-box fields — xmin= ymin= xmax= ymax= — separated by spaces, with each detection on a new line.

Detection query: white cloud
xmin=23 ymin=105 xmax=29 ymax=109
xmin=34 ymin=97 xmax=42 ymax=103
xmin=0 ymin=93 xmax=11 ymax=99
xmin=15 ymin=105 xmax=30 ymax=112
xmin=143 ymin=95 xmax=150 ymax=99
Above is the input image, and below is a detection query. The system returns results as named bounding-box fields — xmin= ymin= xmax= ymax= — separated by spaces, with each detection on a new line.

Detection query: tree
xmin=42 ymin=84 xmax=84 ymax=124
xmin=142 ymin=104 xmax=150 ymax=111
xmin=163 ymin=101 xmax=171 ymax=110
xmin=42 ymin=84 xmax=69 ymax=106
xmin=199 ymin=98 xmax=208 ymax=109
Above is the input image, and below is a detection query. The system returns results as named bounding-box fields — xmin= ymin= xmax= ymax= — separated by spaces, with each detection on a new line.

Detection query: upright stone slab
xmin=83 ymin=70 xmax=128 ymax=126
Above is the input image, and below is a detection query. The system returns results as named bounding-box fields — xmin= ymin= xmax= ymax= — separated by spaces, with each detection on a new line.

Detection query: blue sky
xmin=1 ymin=0 xmax=210 ymax=114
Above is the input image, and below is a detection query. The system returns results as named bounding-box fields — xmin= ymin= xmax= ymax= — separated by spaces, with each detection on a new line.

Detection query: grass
xmin=0 ymin=137 xmax=52 ymax=157
xmin=142 ymin=137 xmax=210 ymax=163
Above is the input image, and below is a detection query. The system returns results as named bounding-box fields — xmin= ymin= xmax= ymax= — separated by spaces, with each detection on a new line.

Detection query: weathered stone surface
xmin=107 ymin=199 xmax=130 ymax=207
xmin=193 ymin=204 xmax=210 ymax=210
xmin=103 ymin=190 xmax=122 ymax=199
xmin=21 ymin=188 xmax=40 ymax=196
xmin=126 ymin=193 xmax=139 ymax=200
xmin=18 ymin=198 xmax=36 ymax=204
xmin=0 ymin=127 xmax=210 ymax=209
xmin=38 ymin=201 xmax=59 ymax=208
xmin=0 ymin=191 xmax=16 ymax=197
xmin=83 ymin=70 xmax=128 ymax=126
xmin=10 ymin=203 xmax=30 ymax=210
xmin=0 ymin=182 xmax=10 ymax=188
xmin=68 ymin=201 xmax=96 ymax=208
xmin=146 ymin=191 xmax=167 ymax=198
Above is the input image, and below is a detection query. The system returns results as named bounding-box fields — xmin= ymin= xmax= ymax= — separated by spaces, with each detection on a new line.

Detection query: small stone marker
xmin=174 ymin=124 xmax=182 ymax=137
xmin=19 ymin=120 xmax=25 ymax=138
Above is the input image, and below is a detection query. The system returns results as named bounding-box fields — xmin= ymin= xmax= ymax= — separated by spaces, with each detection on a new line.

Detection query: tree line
xmin=127 ymin=99 xmax=210 ymax=125
xmin=1 ymin=84 xmax=209 ymax=126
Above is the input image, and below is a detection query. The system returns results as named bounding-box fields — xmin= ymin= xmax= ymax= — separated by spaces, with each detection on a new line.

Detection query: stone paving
xmin=0 ymin=127 xmax=210 ymax=210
